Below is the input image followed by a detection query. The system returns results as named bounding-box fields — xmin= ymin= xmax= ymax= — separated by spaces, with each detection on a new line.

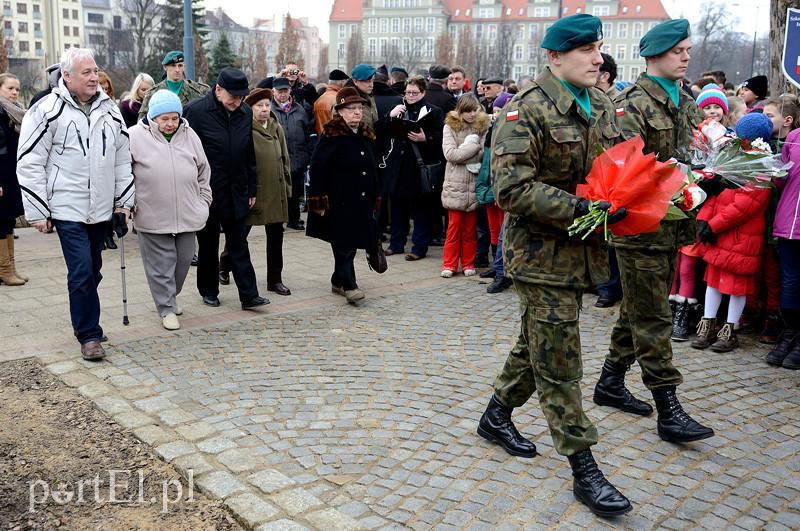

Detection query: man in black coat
xmin=183 ymin=68 xmax=268 ymax=310
xmin=371 ymin=66 xmax=403 ymax=236
xmin=424 ymin=64 xmax=456 ymax=115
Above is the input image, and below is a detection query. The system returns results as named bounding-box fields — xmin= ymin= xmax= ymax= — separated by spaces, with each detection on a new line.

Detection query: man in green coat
xmin=478 ymin=14 xmax=631 ymax=517
xmin=592 ymin=19 xmax=715 ymax=444
xmin=139 ymin=51 xmax=209 ymax=119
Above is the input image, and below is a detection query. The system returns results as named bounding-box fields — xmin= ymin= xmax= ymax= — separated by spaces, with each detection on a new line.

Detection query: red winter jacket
xmin=697 ymin=188 xmax=770 ymax=275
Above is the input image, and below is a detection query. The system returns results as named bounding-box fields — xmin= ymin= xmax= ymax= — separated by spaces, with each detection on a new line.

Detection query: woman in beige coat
xmin=129 ymin=90 xmax=212 ymax=330
xmin=440 ymin=94 xmax=490 ymax=278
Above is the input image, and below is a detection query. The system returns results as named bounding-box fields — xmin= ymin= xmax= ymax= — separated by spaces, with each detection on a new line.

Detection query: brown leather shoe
xmin=81 ymin=340 xmax=107 ymax=361
xmin=405 ymin=253 xmax=423 ymax=261
xmin=267 ymin=282 xmax=292 ymax=296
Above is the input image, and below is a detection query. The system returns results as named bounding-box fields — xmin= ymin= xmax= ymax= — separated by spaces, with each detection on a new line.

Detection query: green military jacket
xmin=610 ymin=73 xmax=702 ymax=251
xmin=138 ymin=79 xmax=210 ymax=119
xmin=491 ymin=68 xmax=619 ymax=289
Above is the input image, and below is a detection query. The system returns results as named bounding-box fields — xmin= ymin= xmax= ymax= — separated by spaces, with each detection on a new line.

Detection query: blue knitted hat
xmin=147 ymin=90 xmax=183 ymax=120
xmin=735 ymin=112 xmax=773 ymax=142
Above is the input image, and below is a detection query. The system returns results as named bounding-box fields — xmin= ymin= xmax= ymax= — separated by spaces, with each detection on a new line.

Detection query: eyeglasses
xmin=404 ymin=91 xmax=421 ymax=96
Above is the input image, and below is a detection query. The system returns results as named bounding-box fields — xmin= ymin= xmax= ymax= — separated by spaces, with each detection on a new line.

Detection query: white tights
xmin=703 ymin=286 xmax=747 ymax=324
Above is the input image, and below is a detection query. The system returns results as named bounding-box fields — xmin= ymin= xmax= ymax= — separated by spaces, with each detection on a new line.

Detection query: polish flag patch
xmin=615 ymin=107 xmax=625 ymax=116
xmin=506 ymin=110 xmax=519 ymax=121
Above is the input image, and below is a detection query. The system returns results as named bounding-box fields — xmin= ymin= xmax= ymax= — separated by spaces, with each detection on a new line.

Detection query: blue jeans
xmin=597 ymin=247 xmax=622 ymax=300
xmin=54 ymin=220 xmax=106 ymax=344
xmin=778 ymin=238 xmax=800 ymax=310
xmin=492 ymin=220 xmax=505 ymax=279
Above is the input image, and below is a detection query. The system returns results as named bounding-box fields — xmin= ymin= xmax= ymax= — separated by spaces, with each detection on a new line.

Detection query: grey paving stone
xmin=270 ymin=487 xmax=324 ymax=516
xmin=255 ymin=520 xmax=311 ymax=531
xmin=225 ymin=492 xmax=279 ymax=527
xmin=154 ymin=440 xmax=195 ymax=462
xmin=305 ymin=508 xmax=362 ymax=530
xmin=195 ymin=470 xmax=247 ymax=499
xmin=249 ymin=469 xmax=297 ymax=494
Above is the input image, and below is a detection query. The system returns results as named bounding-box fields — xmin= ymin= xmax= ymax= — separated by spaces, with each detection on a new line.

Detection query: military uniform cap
xmin=540 ymin=14 xmax=603 ymax=52
xmin=639 ymin=19 xmax=690 ymax=58
xmin=390 ymin=66 xmax=408 ymax=76
xmin=162 ymin=50 xmax=185 ymax=66
xmin=351 ymin=64 xmax=376 ymax=81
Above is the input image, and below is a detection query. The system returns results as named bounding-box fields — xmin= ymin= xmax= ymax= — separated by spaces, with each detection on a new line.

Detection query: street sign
xmin=782 ymin=8 xmax=800 ymax=90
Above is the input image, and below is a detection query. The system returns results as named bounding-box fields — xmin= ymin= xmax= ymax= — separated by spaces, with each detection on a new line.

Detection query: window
xmin=391 ymin=18 xmax=399 ymax=33
xmin=379 ymin=18 xmax=387 ymax=32
xmin=631 ymin=44 xmax=639 ymax=59
xmin=63 ymin=25 xmax=69 ymax=36
xmin=592 ymin=6 xmax=609 ymax=16
xmin=630 ymin=66 xmax=640 ymax=79
xmin=368 ymin=38 xmax=376 ymax=57
xmin=18 ymin=40 xmax=28 ymax=51
xmin=514 ymin=65 xmax=522 ymax=79
xmin=113 ymin=15 xmax=121 ymax=29
xmin=475 ymin=24 xmax=483 ymax=40
xmin=2 ymin=1 xmax=9 ymax=11
xmin=633 ymin=22 xmax=643 ymax=38
xmin=368 ymin=18 xmax=376 ymax=33
xmin=528 ymin=65 xmax=536 ymax=76
xmin=622 ymin=5 xmax=628 ymax=13
xmin=402 ymin=37 xmax=410 ymax=55
xmin=514 ymin=44 xmax=523 ymax=60
xmin=72 ymin=26 xmax=79 ymax=36
xmin=3 ymin=20 xmax=10 ymax=29
xmin=603 ymin=22 xmax=612 ymax=38
xmin=516 ymin=24 xmax=524 ymax=39
xmin=529 ymin=24 xmax=538 ymax=40
xmin=615 ymin=44 xmax=625 ymax=60
xmin=15 ymin=2 xmax=25 ymax=14
xmin=403 ymin=18 xmax=410 ymax=33
xmin=72 ymin=9 xmax=77 ymax=18
xmin=488 ymin=24 xmax=496 ymax=40
xmin=87 ymin=12 xmax=102 ymax=24
xmin=17 ymin=21 xmax=27 ymax=32
xmin=478 ymin=7 xmax=492 ymax=18
xmin=391 ymin=37 xmax=399 ymax=50
xmin=618 ymin=22 xmax=627 ymax=39
xmin=636 ymin=5 xmax=641 ymax=13
xmin=533 ymin=7 xmax=549 ymax=17
xmin=414 ymin=17 xmax=422 ymax=32
xmin=32 ymin=3 xmax=39 ymax=13
xmin=379 ymin=37 xmax=387 ymax=56
xmin=349 ymin=24 xmax=357 ymax=36
xmin=62 ymin=7 xmax=68 ymax=18
xmin=618 ymin=66 xmax=625 ymax=80
xmin=426 ymin=37 xmax=434 ymax=58
xmin=337 ymin=42 xmax=345 ymax=56
xmin=89 ymin=33 xmax=104 ymax=45
xmin=448 ymin=25 xmax=456 ymax=40
xmin=426 ymin=17 xmax=434 ymax=33
xmin=338 ymin=24 xmax=345 ymax=39
xmin=34 ymin=41 xmax=41 ymax=49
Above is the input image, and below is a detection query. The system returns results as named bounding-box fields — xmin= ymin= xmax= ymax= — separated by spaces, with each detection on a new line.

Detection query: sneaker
xmin=440 ymin=269 xmax=454 ymax=278
xmin=463 ymin=269 xmax=477 ymax=277
xmin=162 ymin=313 xmax=180 ymax=330
xmin=345 ymin=288 xmax=365 ymax=303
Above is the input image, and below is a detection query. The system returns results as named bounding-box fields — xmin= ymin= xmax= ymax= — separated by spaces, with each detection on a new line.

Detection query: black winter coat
xmin=305 ymin=116 xmax=378 ymax=249
xmin=0 ymin=108 xmax=23 ymax=220
xmin=183 ymin=90 xmax=257 ymax=221
xmin=425 ymin=83 xmax=456 ymax=115
xmin=383 ymin=100 xmax=444 ymax=199
xmin=271 ymin=99 xmax=315 ymax=172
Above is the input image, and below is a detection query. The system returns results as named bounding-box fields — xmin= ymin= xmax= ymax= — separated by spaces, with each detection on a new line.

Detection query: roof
xmin=203 ymin=8 xmax=248 ymax=32
xmin=330 ymin=0 xmax=363 ymax=22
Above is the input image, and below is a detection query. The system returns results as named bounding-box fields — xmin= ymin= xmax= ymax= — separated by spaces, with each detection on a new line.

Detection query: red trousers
xmin=485 ymin=203 xmax=504 ymax=246
xmin=746 ymin=245 xmax=781 ymax=313
xmin=443 ymin=209 xmax=477 ymax=272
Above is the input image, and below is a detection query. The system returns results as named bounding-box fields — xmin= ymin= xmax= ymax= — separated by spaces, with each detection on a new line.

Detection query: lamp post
xmin=183 ymin=0 xmax=195 ymax=80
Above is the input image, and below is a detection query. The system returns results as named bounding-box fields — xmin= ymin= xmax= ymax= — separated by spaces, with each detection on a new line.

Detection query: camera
xmin=289 ymin=68 xmax=300 ymax=76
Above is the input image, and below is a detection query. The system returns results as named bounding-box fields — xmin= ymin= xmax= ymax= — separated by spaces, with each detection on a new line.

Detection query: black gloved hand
xmin=112 ymin=211 xmax=128 ymax=238
xmin=574 ymin=199 xmax=612 ymax=218
xmin=607 ymin=207 xmax=628 ymax=224
xmin=696 ymin=174 xmax=726 ymax=197
xmin=696 ymin=220 xmax=716 ymax=244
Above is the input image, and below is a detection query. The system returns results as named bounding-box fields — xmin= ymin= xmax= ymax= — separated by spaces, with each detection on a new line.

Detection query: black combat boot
xmin=766 ymin=329 xmax=798 ymax=366
xmin=670 ymin=301 xmax=690 ymax=341
xmin=593 ymin=360 xmax=653 ymax=416
xmin=477 ymin=395 xmax=537 ymax=458
xmin=567 ymin=449 xmax=632 ymax=517
xmin=652 ymin=386 xmax=714 ymax=443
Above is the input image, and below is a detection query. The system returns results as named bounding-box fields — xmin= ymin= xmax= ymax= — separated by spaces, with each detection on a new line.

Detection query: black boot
xmin=670 ymin=301 xmax=690 ymax=341
xmin=593 ymin=360 xmax=653 ymax=416
xmin=567 ymin=449 xmax=632 ymax=517
xmin=477 ymin=395 xmax=537 ymax=458
xmin=766 ymin=329 xmax=798 ymax=366
xmin=487 ymin=276 xmax=512 ymax=294
xmin=652 ymin=386 xmax=714 ymax=443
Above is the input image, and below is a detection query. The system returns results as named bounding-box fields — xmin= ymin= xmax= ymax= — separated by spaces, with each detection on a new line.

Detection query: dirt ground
xmin=0 ymin=359 xmax=242 ymax=531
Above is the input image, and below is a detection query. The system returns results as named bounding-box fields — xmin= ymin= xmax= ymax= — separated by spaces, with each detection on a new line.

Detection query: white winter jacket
xmin=17 ymin=79 xmax=134 ymax=223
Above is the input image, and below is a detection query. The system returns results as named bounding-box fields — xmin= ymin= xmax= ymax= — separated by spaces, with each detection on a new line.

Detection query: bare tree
xmin=434 ymin=32 xmax=454 ymax=67
xmin=276 ymin=13 xmax=303 ymax=70
xmin=455 ymin=27 xmax=476 ymax=81
xmin=317 ymin=44 xmax=329 ymax=79
xmin=0 ymin=16 xmax=8 ymax=73
xmin=346 ymin=30 xmax=363 ymax=72
xmin=121 ymin=0 xmax=161 ymax=75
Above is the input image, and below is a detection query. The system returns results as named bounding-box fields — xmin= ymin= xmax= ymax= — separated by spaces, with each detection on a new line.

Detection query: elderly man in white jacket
xmin=17 ymin=48 xmax=134 ymax=361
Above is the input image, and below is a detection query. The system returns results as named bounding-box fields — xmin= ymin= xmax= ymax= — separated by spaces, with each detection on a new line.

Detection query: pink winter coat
xmin=774 ymin=127 xmax=800 ymax=240
xmin=697 ymin=187 xmax=770 ymax=275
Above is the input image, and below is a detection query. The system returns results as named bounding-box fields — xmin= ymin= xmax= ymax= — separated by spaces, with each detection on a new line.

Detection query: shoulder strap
xmin=410 ymin=142 xmax=425 ymax=167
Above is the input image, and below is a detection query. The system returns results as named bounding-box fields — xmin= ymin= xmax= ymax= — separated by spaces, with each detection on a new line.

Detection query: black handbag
xmin=411 ymin=143 xmax=444 ymax=195
xmin=367 ymin=242 xmax=388 ymax=274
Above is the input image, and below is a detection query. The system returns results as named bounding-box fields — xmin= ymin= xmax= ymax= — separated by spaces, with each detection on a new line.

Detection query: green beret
xmin=390 ymin=66 xmax=408 ymax=76
xmin=351 ymin=63 xmax=376 ymax=81
xmin=540 ymin=14 xmax=603 ymax=52
xmin=639 ymin=19 xmax=690 ymax=58
xmin=162 ymin=50 xmax=184 ymax=66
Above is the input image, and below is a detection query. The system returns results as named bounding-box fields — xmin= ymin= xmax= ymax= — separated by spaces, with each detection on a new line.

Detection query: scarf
xmin=647 ymin=74 xmax=680 ymax=108
xmin=0 ymin=96 xmax=25 ymax=133
xmin=165 ymin=79 xmax=184 ymax=95
xmin=557 ymin=79 xmax=591 ymax=119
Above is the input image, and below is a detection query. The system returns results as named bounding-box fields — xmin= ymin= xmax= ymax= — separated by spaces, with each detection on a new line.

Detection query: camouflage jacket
xmin=491 ymin=68 xmax=618 ymax=289
xmin=138 ymin=79 xmax=210 ymax=120
xmin=610 ymin=73 xmax=702 ymax=251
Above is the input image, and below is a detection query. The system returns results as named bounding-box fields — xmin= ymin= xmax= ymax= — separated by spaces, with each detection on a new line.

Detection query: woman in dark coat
xmin=306 ymin=87 xmax=379 ymax=304
xmin=384 ymin=75 xmax=444 ymax=261
xmin=0 ymin=73 xmax=27 ymax=286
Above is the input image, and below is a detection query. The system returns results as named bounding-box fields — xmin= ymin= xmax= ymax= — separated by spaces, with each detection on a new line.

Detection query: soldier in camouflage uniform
xmin=592 ymin=19 xmax=715 ymax=444
xmin=477 ymin=14 xmax=632 ymax=517
xmin=139 ymin=51 xmax=209 ymax=120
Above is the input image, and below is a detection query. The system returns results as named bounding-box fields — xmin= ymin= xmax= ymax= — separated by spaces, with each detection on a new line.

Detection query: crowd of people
xmin=1 ymin=13 xmax=799 ymax=516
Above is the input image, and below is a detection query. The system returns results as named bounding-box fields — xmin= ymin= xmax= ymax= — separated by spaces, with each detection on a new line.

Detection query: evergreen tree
xmin=208 ymin=33 xmax=237 ymax=84
xmin=156 ymin=0 xmax=207 ymax=80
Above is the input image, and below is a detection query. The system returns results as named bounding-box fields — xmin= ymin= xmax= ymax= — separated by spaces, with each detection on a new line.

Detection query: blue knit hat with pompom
xmin=735 ymin=112 xmax=773 ymax=142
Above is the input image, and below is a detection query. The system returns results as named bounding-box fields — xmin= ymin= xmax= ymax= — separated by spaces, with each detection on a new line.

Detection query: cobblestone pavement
xmin=3 ymin=227 xmax=800 ymax=529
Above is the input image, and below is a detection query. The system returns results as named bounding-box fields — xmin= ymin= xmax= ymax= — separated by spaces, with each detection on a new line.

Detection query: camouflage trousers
xmin=607 ymin=248 xmax=683 ymax=389
xmin=493 ymin=281 xmax=598 ymax=456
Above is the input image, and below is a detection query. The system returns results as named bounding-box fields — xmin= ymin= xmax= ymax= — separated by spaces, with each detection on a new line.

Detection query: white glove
xmin=463 ymin=134 xmax=480 ymax=145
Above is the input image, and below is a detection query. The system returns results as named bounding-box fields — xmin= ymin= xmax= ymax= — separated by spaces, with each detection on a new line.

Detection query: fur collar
xmin=445 ymin=111 xmax=490 ymax=134
xmin=322 ymin=114 xmax=376 ymax=140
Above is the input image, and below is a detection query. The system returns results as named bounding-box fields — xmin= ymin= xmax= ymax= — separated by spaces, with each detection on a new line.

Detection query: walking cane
xmin=113 ymin=212 xmax=130 ymax=325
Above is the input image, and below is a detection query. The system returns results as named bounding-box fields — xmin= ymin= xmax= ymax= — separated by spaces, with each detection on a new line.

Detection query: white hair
xmin=127 ymin=72 xmax=156 ymax=103
xmin=60 ymin=48 xmax=96 ymax=74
